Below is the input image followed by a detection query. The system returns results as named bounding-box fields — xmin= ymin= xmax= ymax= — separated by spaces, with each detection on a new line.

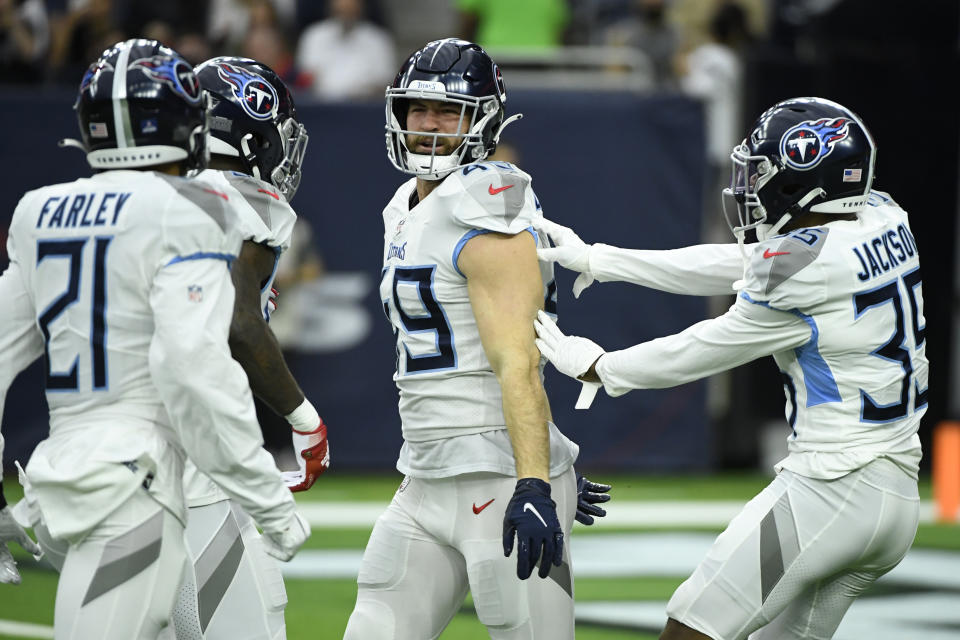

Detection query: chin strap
xmin=57 ymin=138 xmax=87 ymax=152
xmin=493 ymin=113 xmax=523 ymax=145
xmin=759 ymin=187 xmax=828 ymax=241
xmin=239 ymin=133 xmax=261 ymax=180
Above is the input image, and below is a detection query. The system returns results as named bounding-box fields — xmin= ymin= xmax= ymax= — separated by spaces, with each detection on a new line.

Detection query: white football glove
xmin=0 ymin=505 xmax=42 ymax=585
xmin=534 ymin=310 xmax=606 ymax=380
xmin=261 ymin=511 xmax=311 ymax=562
xmin=534 ymin=218 xmax=596 ymax=298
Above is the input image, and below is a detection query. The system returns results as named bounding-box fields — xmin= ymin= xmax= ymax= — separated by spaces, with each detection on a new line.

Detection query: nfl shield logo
xmin=188 ymin=285 xmax=204 ymax=302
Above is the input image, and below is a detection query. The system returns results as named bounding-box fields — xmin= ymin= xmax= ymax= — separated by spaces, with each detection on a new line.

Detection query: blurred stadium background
xmin=1 ymin=0 xmax=958 ymax=638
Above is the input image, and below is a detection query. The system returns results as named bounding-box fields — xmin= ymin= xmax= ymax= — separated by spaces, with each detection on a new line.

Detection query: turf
xmin=0 ymin=471 xmax=954 ymax=640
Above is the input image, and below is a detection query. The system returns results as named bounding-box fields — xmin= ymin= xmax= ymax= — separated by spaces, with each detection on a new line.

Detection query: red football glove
xmin=282 ymin=420 xmax=330 ymax=492
xmin=267 ymin=287 xmax=279 ymax=315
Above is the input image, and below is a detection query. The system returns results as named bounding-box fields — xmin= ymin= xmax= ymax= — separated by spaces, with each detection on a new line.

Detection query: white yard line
xmin=297 ymin=500 xmax=939 ymax=527
xmin=0 ymin=620 xmax=54 ymax=639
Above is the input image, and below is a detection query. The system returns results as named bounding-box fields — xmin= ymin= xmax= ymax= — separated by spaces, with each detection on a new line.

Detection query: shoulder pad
xmin=156 ymin=174 xmax=232 ymax=232
xmin=155 ymin=174 xmax=243 ymax=263
xmin=214 ymin=171 xmax=296 ymax=251
xmin=749 ymin=227 xmax=830 ymax=295
xmin=866 ymin=190 xmax=898 ymax=208
xmin=448 ymin=161 xmax=536 ymax=234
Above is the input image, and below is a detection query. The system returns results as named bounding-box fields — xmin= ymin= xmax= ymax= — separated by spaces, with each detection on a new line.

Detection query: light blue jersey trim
xmin=452 ymin=226 xmax=537 ymax=278
xmin=165 ymin=252 xmax=236 ymax=267
xmin=740 ymin=292 xmax=841 ymax=407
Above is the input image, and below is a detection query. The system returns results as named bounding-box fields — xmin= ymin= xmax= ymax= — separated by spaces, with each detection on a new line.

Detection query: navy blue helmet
xmin=72 ymin=39 xmax=207 ymax=171
xmin=194 ymin=57 xmax=308 ymax=200
xmin=723 ymin=97 xmax=877 ymax=240
xmin=385 ymin=38 xmax=520 ymax=180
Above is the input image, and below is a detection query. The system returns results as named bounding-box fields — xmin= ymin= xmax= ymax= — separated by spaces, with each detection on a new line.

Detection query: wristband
xmin=284 ymin=398 xmax=321 ymax=433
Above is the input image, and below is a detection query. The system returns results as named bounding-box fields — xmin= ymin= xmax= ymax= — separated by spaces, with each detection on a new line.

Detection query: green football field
xmin=1 ymin=472 xmax=957 ymax=640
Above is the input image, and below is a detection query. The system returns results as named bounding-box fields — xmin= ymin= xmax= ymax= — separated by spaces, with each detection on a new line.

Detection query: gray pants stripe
xmin=759 ymin=492 xmax=801 ymax=603
xmin=194 ymin=508 xmax=245 ymax=632
xmin=535 ymin=559 xmax=573 ymax=598
xmin=82 ymin=510 xmax=164 ymax=606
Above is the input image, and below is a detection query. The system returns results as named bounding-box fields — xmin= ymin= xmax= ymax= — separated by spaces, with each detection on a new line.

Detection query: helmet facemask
xmin=722 ymin=141 xmax=830 ymax=243
xmin=385 ymin=86 xmax=502 ymax=181
xmin=207 ymin=113 xmax=308 ymax=200
xmin=722 ymin=141 xmax=777 ymax=241
xmin=268 ymin=117 xmax=308 ymax=200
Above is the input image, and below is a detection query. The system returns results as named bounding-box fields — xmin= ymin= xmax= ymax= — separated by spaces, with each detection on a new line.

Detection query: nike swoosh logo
xmin=488 ymin=183 xmax=514 ymax=195
xmin=523 ymin=502 xmax=548 ymax=527
xmin=763 ymin=249 xmax=791 ymax=259
xmin=258 ymin=188 xmax=280 ymax=200
xmin=472 ymin=498 xmax=495 ymax=514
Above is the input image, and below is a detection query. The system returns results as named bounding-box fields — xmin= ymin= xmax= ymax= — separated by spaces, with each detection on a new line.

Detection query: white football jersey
xmin=596 ymin=191 xmax=926 ymax=479
xmin=1 ymin=170 xmax=296 ymax=539
xmin=380 ymin=161 xmax=577 ymax=477
xmin=194 ymin=169 xmax=296 ymax=320
xmin=183 ymin=169 xmax=297 ymax=507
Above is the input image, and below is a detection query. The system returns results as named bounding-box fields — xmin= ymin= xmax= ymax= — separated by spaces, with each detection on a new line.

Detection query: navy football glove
xmin=502 ymin=478 xmax=564 ymax=580
xmin=575 ymin=472 xmax=611 ymax=525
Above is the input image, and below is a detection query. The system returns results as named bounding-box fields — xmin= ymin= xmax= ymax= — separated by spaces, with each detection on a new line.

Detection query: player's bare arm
xmin=460 ymin=230 xmax=550 ymax=481
xmin=227 ymin=237 xmax=329 ymax=492
xmin=228 ymin=239 xmax=304 ymax=415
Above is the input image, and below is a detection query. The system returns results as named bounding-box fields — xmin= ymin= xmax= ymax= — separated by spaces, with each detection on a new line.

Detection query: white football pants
xmin=344 ymin=468 xmax=577 ymax=640
xmin=169 ymin=499 xmax=287 ymax=640
xmin=667 ymin=456 xmax=920 ymax=640
xmin=52 ymin=488 xmax=186 ymax=640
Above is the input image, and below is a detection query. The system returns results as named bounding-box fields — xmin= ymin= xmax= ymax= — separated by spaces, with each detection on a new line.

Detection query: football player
xmin=344 ymin=38 xmax=607 ymax=640
xmin=162 ymin=56 xmax=330 ymax=640
xmin=0 ymin=39 xmax=309 ymax=638
xmin=535 ymin=97 xmax=926 ymax=640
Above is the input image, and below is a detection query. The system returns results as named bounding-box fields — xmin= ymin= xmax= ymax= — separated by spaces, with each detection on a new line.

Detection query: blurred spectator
xmin=0 ymin=0 xmax=49 ymax=83
xmin=295 ymin=0 xmax=394 ymax=101
xmin=458 ymin=0 xmax=569 ymax=50
xmin=175 ymin=32 xmax=213 ymax=65
xmin=141 ymin=19 xmax=174 ymax=47
xmin=47 ymin=0 xmax=123 ymax=84
xmin=296 ymin=0 xmax=386 ymax=36
xmin=678 ymin=0 xmax=749 ymax=172
xmin=117 ymin=0 xmax=208 ymax=43
xmin=566 ymin=0 xmax=633 ymax=45
xmin=208 ymin=0 xmax=294 ymax=53
xmin=604 ymin=0 xmax=678 ymax=88
xmin=380 ymin=0 xmax=454 ymax=62
xmin=242 ymin=25 xmax=311 ymax=90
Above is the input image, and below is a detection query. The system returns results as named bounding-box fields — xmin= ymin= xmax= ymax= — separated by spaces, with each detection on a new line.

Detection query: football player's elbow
xmin=229 ymin=309 xmax=265 ymax=351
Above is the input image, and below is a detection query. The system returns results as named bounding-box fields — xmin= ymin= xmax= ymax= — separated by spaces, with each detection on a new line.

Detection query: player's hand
xmin=502 ymin=478 xmax=564 ymax=580
xmin=534 ymin=218 xmax=595 ymax=298
xmin=0 ymin=506 xmax=42 ymax=585
xmin=261 ymin=511 xmax=311 ymax=562
xmin=282 ymin=420 xmax=330 ymax=492
xmin=534 ymin=310 xmax=605 ymax=381
xmin=266 ymin=287 xmax=279 ymax=315
xmin=575 ymin=472 xmax=611 ymax=525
